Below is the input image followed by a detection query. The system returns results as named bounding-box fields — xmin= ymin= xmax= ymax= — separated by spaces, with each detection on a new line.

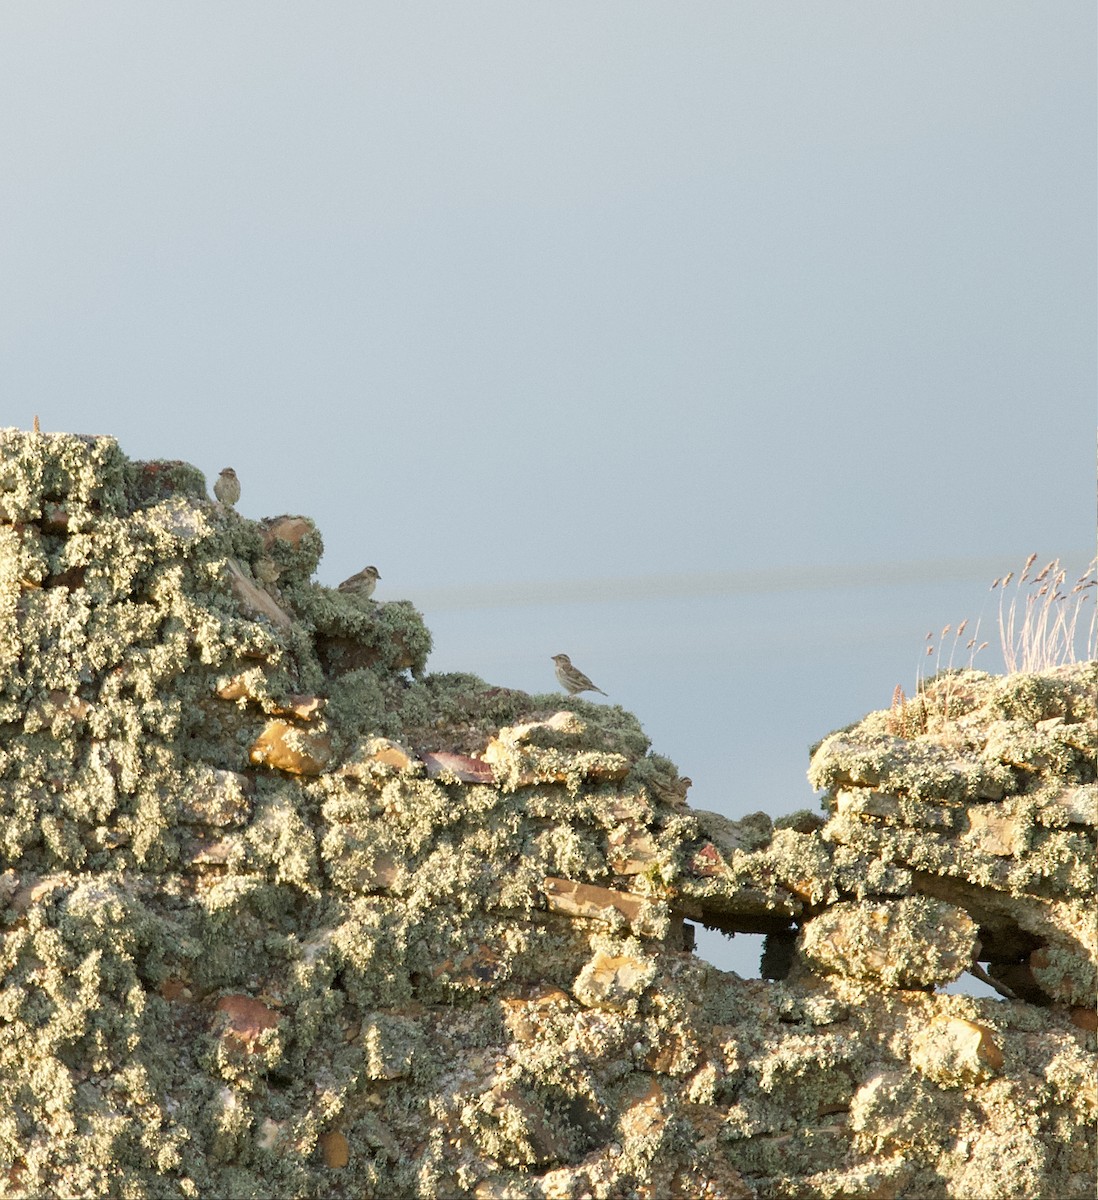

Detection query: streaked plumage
xmin=338 ymin=565 xmax=381 ymax=599
xmin=213 ymin=467 xmax=240 ymax=508
xmin=651 ymin=775 xmax=692 ymax=806
xmin=552 ymin=653 xmax=607 ymax=697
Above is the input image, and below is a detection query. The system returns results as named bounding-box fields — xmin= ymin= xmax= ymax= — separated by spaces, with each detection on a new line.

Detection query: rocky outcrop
xmin=0 ymin=429 xmax=1093 ymax=1199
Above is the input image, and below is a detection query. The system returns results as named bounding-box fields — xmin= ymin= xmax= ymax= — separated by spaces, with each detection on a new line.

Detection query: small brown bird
xmin=651 ymin=775 xmax=692 ymax=806
xmin=552 ymin=653 xmax=607 ymax=697
xmin=213 ymin=467 xmax=241 ymax=508
xmin=338 ymin=565 xmax=381 ymax=599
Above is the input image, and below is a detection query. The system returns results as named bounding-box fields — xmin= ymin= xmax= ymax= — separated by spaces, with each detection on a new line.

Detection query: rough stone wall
xmin=0 ymin=429 xmax=1093 ymax=1199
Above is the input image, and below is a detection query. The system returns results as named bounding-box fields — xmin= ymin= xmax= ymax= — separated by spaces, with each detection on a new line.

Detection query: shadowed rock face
xmin=0 ymin=428 xmax=1094 ymax=1199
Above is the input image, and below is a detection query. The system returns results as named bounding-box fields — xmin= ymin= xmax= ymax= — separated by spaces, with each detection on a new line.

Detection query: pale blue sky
xmin=1 ymin=4 xmax=1093 ymax=975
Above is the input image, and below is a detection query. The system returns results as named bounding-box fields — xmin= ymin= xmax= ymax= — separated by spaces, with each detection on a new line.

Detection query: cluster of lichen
xmin=0 ymin=431 xmax=703 ymax=1197
xmin=804 ymin=663 xmax=1097 ymax=1004
xmin=0 ymin=430 xmax=1093 ymax=1200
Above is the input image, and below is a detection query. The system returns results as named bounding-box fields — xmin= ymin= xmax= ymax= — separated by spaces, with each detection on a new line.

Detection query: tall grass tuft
xmin=915 ymin=620 xmax=989 ymax=730
xmin=993 ymin=554 xmax=1097 ymax=673
xmin=888 ymin=554 xmax=1095 ymax=738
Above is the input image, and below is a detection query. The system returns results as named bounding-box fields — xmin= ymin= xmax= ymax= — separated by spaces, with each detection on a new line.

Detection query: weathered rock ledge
xmin=0 ymin=430 xmax=1093 ymax=1199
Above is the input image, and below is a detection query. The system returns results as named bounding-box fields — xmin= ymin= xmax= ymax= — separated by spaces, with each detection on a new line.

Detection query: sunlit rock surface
xmin=0 ymin=429 xmax=1094 ymax=1199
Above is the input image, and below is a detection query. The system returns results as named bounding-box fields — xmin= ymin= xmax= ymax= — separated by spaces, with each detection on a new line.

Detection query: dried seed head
xmin=977 ymin=641 xmax=988 ymax=651
xmin=991 ymin=577 xmax=1001 ymax=589
xmin=957 ymin=619 xmax=968 ymax=637
xmin=1021 ymin=553 xmax=1038 ymax=579
xmin=926 ymin=646 xmax=934 ymax=656
xmin=1002 ymin=572 xmax=1014 ymax=587
xmin=1034 ymin=560 xmax=1056 ymax=582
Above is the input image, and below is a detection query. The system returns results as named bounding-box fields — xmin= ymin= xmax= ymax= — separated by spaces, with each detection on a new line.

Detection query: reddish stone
xmin=543 ymin=876 xmax=666 ymax=939
xmin=216 ymin=676 xmax=251 ymax=701
xmin=187 ymin=839 xmax=235 ymax=866
xmin=501 ymin=986 xmax=573 ymax=1041
xmin=366 ymin=741 xmax=416 ymax=770
xmin=1069 ymin=1007 xmax=1098 ymax=1031
xmin=690 ymin=843 xmax=725 ymax=877
xmin=273 ymin=694 xmax=325 ymax=721
xmin=159 ymin=978 xmax=191 ymax=1002
xmin=319 ymin=1131 xmax=349 ymax=1169
xmin=620 ymin=1078 xmax=668 ymax=1141
xmin=421 ymin=751 xmax=494 ymax=784
xmin=215 ymin=995 xmax=280 ymax=1047
xmin=584 ymin=759 xmax=631 ymax=783
xmin=261 ymin=516 xmax=314 ymax=549
xmin=250 ymin=720 xmax=332 ymax=775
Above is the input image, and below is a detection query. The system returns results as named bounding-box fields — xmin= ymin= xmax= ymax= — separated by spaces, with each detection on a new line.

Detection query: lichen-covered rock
xmin=909 ymin=1016 xmax=1004 ymax=1084
xmin=249 ymin=718 xmax=334 ymax=775
xmin=803 ymin=661 xmax=1098 ymax=1013
xmin=0 ymin=429 xmax=1093 ymax=1200
xmin=573 ymin=946 xmax=657 ymax=1011
xmin=799 ymin=896 xmax=978 ymax=987
xmin=224 ymin=557 xmax=294 ymax=630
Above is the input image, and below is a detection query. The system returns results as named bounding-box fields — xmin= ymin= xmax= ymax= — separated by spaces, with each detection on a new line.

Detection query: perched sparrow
xmin=552 ymin=653 xmax=607 ymax=697
xmin=651 ymin=775 xmax=692 ymax=806
xmin=213 ymin=467 xmax=241 ymax=508
xmin=338 ymin=565 xmax=381 ymax=599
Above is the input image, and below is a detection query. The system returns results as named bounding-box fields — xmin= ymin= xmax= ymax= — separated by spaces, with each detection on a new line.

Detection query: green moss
xmin=125 ymin=459 xmax=210 ymax=508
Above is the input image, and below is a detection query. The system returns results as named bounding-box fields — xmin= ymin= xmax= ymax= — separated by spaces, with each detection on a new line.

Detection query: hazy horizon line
xmin=394 ymin=551 xmax=1095 ymax=611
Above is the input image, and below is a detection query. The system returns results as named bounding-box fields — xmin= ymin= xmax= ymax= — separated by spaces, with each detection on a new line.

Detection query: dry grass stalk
xmin=915 ymin=618 xmax=987 ymax=729
xmin=895 ymin=554 xmax=1093 ymax=737
xmin=995 ymin=554 xmax=1097 ymax=673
